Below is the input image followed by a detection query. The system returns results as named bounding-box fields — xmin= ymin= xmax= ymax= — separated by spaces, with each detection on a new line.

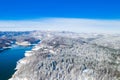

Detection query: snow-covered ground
xmin=9 ymin=31 xmax=120 ymax=80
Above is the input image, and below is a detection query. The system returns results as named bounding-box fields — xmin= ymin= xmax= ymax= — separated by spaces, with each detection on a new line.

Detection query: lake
xmin=0 ymin=45 xmax=33 ymax=80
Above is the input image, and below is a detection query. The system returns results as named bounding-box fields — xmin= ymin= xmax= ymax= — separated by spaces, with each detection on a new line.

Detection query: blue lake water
xmin=0 ymin=45 xmax=33 ymax=80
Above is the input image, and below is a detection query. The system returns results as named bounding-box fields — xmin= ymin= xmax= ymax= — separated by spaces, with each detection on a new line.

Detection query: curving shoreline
xmin=0 ymin=47 xmax=11 ymax=52
xmin=0 ymin=45 xmax=34 ymax=80
xmin=9 ymin=42 xmax=41 ymax=80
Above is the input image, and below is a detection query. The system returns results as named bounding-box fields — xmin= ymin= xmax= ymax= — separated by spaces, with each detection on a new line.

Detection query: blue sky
xmin=0 ymin=0 xmax=120 ymax=20
xmin=0 ymin=0 xmax=120 ymax=33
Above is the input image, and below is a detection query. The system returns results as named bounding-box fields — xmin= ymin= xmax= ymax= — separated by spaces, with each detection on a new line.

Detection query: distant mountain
xmin=0 ymin=31 xmax=40 ymax=52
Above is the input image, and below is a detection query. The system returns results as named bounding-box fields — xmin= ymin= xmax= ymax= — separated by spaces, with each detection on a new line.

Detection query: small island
xmin=16 ymin=41 xmax=31 ymax=46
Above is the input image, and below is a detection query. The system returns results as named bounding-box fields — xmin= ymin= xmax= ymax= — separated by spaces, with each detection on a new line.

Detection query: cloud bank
xmin=0 ymin=18 xmax=120 ymax=33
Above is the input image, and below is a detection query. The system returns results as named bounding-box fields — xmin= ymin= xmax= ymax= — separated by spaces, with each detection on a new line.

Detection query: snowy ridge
xmin=9 ymin=31 xmax=120 ymax=80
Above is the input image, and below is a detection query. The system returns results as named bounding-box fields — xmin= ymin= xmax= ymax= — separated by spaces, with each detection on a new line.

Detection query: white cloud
xmin=0 ymin=18 xmax=120 ymax=33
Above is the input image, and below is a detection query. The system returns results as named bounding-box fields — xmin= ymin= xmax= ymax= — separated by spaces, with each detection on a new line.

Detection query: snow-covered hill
xmin=9 ymin=31 xmax=120 ymax=80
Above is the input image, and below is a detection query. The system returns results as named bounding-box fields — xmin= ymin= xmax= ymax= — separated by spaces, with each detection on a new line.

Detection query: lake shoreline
xmin=0 ymin=44 xmax=34 ymax=80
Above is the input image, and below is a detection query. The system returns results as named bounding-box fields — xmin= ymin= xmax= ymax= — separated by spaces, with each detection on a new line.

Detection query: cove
xmin=0 ymin=45 xmax=33 ymax=80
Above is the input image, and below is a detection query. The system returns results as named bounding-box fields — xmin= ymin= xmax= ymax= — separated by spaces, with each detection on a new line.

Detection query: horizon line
xmin=0 ymin=18 xmax=120 ymax=33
